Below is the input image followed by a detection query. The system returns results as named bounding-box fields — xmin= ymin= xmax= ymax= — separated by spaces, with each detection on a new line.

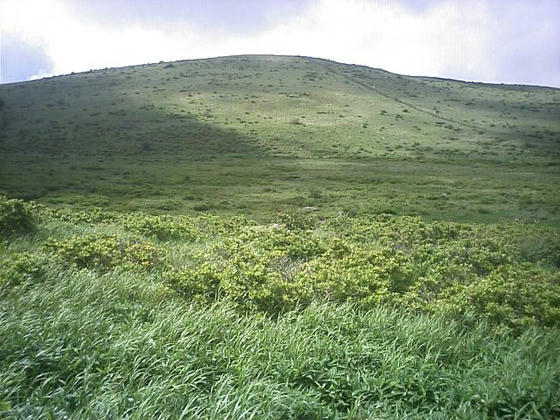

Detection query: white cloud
xmin=245 ymin=0 xmax=494 ymax=80
xmin=0 ymin=0 xmax=216 ymax=77
xmin=1 ymin=0 xmax=558 ymax=86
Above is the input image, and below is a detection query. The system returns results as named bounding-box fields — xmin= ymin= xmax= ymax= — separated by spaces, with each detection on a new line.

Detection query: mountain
xmin=1 ymin=55 xmax=559 ymax=418
xmin=1 ymin=55 xmax=559 ymax=223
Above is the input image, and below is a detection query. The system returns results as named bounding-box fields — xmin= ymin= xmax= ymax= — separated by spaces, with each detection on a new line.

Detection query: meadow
xmin=1 ymin=55 xmax=559 ymax=418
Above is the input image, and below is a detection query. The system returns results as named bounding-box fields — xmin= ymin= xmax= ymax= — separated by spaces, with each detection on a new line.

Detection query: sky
xmin=1 ymin=0 xmax=559 ymax=87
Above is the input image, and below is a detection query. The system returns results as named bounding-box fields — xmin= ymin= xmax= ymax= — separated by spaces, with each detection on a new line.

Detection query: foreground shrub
xmin=0 ymin=252 xmax=48 ymax=295
xmin=0 ymin=196 xmax=36 ymax=237
xmin=278 ymin=212 xmax=319 ymax=231
xmin=166 ymin=261 xmax=307 ymax=314
xmin=445 ymin=264 xmax=560 ymax=329
xmin=122 ymin=214 xmax=199 ymax=240
xmin=4 ymin=203 xmax=558 ymax=330
xmin=40 ymin=207 xmax=118 ymax=224
xmin=164 ymin=215 xmax=560 ymax=330
xmin=44 ymin=235 xmax=161 ymax=271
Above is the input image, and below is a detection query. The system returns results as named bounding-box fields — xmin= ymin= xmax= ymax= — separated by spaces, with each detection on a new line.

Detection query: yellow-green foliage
xmin=445 ymin=265 xmax=560 ymax=330
xmin=122 ymin=214 xmax=199 ymax=240
xmin=0 ymin=253 xmax=47 ymax=294
xmin=44 ymin=235 xmax=160 ymax=271
xmin=162 ymin=213 xmax=560 ymax=330
xmin=5 ymin=204 xmax=560 ymax=330
xmin=0 ymin=196 xmax=36 ymax=237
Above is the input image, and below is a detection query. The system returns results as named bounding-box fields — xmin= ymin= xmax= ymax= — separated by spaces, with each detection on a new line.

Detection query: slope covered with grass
xmin=1 ymin=55 xmax=559 ymax=224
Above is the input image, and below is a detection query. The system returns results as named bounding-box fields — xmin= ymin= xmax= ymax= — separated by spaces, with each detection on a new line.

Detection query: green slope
xmin=1 ymin=55 xmax=559 ymax=223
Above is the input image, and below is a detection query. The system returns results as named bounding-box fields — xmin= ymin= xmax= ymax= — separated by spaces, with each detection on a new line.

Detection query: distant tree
xmin=0 ymin=97 xmax=5 ymax=110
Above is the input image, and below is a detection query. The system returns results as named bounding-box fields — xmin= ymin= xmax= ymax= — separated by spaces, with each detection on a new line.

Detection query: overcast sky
xmin=1 ymin=0 xmax=559 ymax=86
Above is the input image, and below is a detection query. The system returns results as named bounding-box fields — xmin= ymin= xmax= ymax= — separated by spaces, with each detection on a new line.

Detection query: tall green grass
xmin=1 ymin=260 xmax=559 ymax=418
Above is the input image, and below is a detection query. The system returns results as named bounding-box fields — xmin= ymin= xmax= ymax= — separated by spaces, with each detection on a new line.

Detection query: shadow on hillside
xmin=121 ymin=108 xmax=265 ymax=158
xmin=0 ymin=94 xmax=270 ymax=202
xmin=0 ymin=87 xmax=267 ymax=158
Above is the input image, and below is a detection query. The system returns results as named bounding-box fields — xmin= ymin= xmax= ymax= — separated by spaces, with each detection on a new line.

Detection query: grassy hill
xmin=1 ymin=55 xmax=559 ymax=223
xmin=1 ymin=56 xmax=559 ymax=418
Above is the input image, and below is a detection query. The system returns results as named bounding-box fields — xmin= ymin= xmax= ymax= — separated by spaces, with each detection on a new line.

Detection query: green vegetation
xmin=1 ymin=55 xmax=559 ymax=417
xmin=1 ymin=201 xmax=559 ymax=417
xmin=0 ymin=55 xmax=558 ymax=223
xmin=0 ymin=196 xmax=37 ymax=236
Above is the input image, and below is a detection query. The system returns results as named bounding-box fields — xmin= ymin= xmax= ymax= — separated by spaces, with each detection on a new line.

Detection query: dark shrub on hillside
xmin=0 ymin=196 xmax=37 ymax=237
xmin=0 ymin=97 xmax=5 ymax=109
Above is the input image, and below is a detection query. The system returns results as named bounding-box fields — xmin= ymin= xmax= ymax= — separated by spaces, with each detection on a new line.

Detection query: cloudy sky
xmin=1 ymin=0 xmax=559 ymax=86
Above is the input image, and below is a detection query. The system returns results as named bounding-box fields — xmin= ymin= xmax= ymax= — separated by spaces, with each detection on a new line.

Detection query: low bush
xmin=0 ymin=196 xmax=37 ymax=237
xmin=122 ymin=214 xmax=198 ymax=240
xmin=44 ymin=235 xmax=160 ymax=271
xmin=164 ymin=215 xmax=560 ymax=330
xmin=278 ymin=212 xmax=318 ymax=231
xmin=0 ymin=252 xmax=48 ymax=295
xmin=4 ymin=202 xmax=558 ymax=330
xmin=445 ymin=264 xmax=560 ymax=329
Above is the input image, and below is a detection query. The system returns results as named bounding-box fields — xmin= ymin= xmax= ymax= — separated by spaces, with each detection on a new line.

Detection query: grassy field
xmin=1 ymin=55 xmax=559 ymax=418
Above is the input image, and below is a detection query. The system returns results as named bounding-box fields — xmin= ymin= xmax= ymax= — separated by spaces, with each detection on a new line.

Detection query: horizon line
xmin=1 ymin=53 xmax=559 ymax=90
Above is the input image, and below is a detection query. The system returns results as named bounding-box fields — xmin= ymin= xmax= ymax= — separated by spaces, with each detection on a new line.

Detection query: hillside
xmin=1 ymin=55 xmax=559 ymax=224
